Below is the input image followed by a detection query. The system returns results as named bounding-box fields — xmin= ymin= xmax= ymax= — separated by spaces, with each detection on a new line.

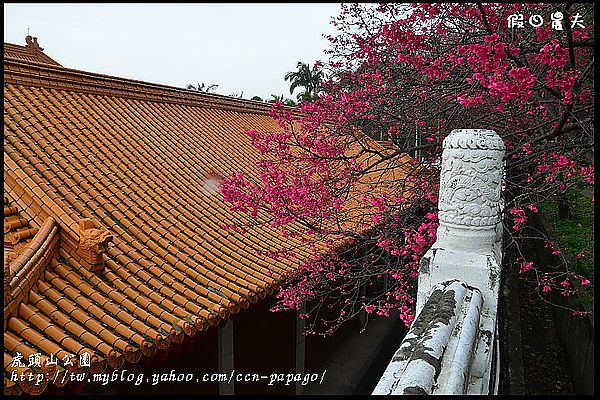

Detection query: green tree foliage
xmin=284 ymin=61 xmax=325 ymax=102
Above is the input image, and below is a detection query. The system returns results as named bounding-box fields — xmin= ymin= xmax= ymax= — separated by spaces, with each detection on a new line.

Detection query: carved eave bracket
xmin=77 ymin=219 xmax=113 ymax=275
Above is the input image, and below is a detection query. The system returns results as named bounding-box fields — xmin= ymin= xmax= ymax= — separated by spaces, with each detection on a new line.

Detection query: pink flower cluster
xmin=509 ymin=207 xmax=527 ymax=231
xmin=222 ymin=2 xmax=594 ymax=334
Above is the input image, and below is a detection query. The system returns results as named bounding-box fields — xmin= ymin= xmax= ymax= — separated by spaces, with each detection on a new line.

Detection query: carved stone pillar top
xmin=442 ymin=129 xmax=505 ymax=152
xmin=436 ymin=129 xmax=505 ymax=253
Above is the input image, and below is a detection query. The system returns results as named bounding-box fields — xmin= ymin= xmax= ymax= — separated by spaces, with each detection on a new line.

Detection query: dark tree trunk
xmin=557 ymin=192 xmax=570 ymax=220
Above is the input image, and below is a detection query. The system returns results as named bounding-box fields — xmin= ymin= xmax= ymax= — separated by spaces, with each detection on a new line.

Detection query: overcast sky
xmin=4 ymin=3 xmax=341 ymax=100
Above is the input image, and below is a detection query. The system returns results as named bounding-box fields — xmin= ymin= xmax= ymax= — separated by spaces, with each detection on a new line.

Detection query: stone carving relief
xmin=438 ymin=130 xmax=505 ymax=228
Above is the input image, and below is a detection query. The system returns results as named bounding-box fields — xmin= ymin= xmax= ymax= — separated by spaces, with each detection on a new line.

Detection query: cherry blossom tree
xmin=222 ymin=3 xmax=594 ymax=334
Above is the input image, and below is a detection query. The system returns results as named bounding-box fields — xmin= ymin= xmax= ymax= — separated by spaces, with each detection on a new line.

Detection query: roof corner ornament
xmin=25 ymin=35 xmax=44 ymax=52
xmin=77 ymin=219 xmax=113 ymax=275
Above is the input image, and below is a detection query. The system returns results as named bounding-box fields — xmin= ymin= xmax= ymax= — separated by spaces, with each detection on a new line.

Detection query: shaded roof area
xmin=4 ymin=36 xmax=62 ymax=66
xmin=3 ymin=42 xmax=314 ymax=394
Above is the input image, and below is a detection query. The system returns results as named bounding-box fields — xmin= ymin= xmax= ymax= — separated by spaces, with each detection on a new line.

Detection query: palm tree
xmin=283 ymin=98 xmax=297 ymax=107
xmin=186 ymin=82 xmax=218 ymax=93
xmin=268 ymin=94 xmax=284 ymax=103
xmin=284 ymin=62 xmax=325 ymax=102
xmin=266 ymin=94 xmax=297 ymax=107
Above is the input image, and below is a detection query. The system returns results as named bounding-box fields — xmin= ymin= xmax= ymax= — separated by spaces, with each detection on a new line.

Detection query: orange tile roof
xmin=4 ymin=197 xmax=38 ymax=265
xmin=4 ymin=36 xmax=62 ymax=66
xmin=3 ymin=38 xmax=413 ymax=394
xmin=3 ymin=41 xmax=315 ymax=394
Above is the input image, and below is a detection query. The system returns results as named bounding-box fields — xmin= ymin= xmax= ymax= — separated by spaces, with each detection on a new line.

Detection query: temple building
xmin=4 ymin=36 xmax=407 ymax=395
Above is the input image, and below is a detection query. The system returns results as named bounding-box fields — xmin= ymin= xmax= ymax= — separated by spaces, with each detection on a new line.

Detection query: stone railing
xmin=373 ymin=129 xmax=505 ymax=395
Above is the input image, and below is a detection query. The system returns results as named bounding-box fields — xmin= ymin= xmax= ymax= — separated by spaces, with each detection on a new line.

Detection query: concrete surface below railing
xmin=373 ymin=129 xmax=505 ymax=395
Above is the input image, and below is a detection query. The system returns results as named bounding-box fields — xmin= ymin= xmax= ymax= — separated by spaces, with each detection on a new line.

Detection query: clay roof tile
xmin=3 ymin=38 xmax=412 ymax=391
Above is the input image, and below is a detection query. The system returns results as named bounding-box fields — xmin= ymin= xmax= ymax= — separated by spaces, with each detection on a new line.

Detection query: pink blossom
xmin=519 ymin=261 xmax=534 ymax=274
xmin=542 ymin=285 xmax=552 ymax=293
xmin=223 ymin=3 xmax=594 ymax=335
xmin=364 ymin=305 xmax=376 ymax=314
xmin=580 ymin=278 xmax=590 ymax=286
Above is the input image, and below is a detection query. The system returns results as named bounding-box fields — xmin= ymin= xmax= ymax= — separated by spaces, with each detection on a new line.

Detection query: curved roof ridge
xmin=3 ymin=55 xmax=288 ymax=114
xmin=4 ymin=36 xmax=62 ymax=66
xmin=4 ymin=217 xmax=59 ymax=320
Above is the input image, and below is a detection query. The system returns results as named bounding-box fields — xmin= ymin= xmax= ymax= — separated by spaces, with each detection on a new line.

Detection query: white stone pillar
xmin=415 ymin=129 xmax=505 ymax=393
xmin=417 ymin=129 xmax=505 ymax=318
xmin=374 ymin=129 xmax=506 ymax=395
xmin=435 ymin=129 xmax=505 ymax=255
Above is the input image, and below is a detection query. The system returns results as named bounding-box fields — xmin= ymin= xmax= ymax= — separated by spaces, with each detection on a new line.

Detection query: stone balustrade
xmin=373 ymin=129 xmax=505 ymax=395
